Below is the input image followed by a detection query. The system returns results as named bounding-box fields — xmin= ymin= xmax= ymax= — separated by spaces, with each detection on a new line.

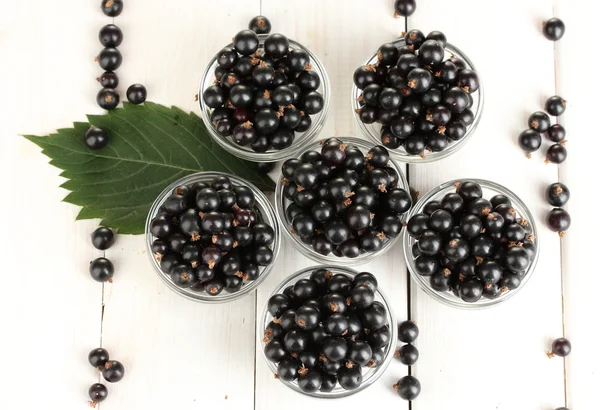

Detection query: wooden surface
xmin=0 ymin=0 xmax=595 ymax=409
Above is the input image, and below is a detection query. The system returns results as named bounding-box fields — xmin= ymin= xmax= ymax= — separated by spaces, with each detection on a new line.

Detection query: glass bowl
xmin=144 ymin=172 xmax=281 ymax=303
xmin=258 ymin=265 xmax=397 ymax=398
xmin=403 ymin=179 xmax=539 ymax=309
xmin=274 ymin=137 xmax=409 ymax=265
xmin=198 ymin=34 xmax=331 ymax=162
xmin=351 ymin=38 xmax=484 ymax=163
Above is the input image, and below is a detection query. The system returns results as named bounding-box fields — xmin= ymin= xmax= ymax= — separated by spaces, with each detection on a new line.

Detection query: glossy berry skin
xmin=545 ymin=96 xmax=567 ymax=116
xmin=248 ymin=15 xmax=272 ymax=35
xmin=547 ymin=124 xmax=566 ymax=142
xmin=97 ymin=88 xmax=120 ymax=110
xmin=396 ymin=344 xmax=419 ymax=365
xmin=398 ymin=320 xmax=419 ymax=343
xmin=518 ymin=129 xmax=542 ymax=155
xmin=102 ymin=360 xmax=125 ymax=383
xmin=393 ymin=375 xmax=421 ymax=400
xmin=459 ymin=278 xmax=483 ymax=302
xmin=546 ymin=144 xmax=567 ymax=164
xmin=547 ymin=208 xmax=571 ymax=236
xmin=295 ymin=306 xmax=320 ymax=330
xmin=89 ymin=257 xmax=114 ymax=282
xmin=91 ymin=227 xmax=115 ymax=250
xmin=528 ymin=111 xmax=551 ymax=133
xmin=233 ymin=30 xmax=259 ymax=56
xmin=298 ymin=370 xmax=322 ymax=393
xmin=101 ymin=0 xmax=123 ymax=17
xmin=98 ymin=71 xmax=119 ymax=89
xmin=550 ymin=337 xmax=571 ymax=357
xmin=99 ymin=24 xmax=123 ymax=47
xmin=394 ymin=0 xmax=416 ymax=17
xmin=546 ymin=182 xmax=570 ymax=207
xmin=88 ymin=348 xmax=109 ymax=369
xmin=88 ymin=383 xmax=108 ymax=403
xmin=543 ymin=18 xmax=566 ymax=41
xmin=264 ymin=33 xmax=289 ymax=58
xmin=98 ymin=47 xmax=122 ymax=71
xmin=85 ymin=126 xmax=109 ymax=149
xmin=126 ymin=84 xmax=147 ymax=105
xmin=338 ymin=366 xmax=363 ymax=390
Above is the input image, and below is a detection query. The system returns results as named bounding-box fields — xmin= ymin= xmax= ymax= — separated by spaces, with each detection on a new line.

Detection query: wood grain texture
xmin=408 ymin=1 xmax=565 ymax=410
xmin=0 ymin=1 xmax=105 ymax=408
xmin=554 ymin=1 xmax=600 ymax=409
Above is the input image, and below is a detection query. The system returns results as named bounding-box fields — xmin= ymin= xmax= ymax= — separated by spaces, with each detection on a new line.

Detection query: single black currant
xmin=89 ymin=257 xmax=114 ymax=282
xmin=543 ymin=18 xmax=566 ymax=41
xmin=547 ymin=208 xmax=571 ymax=237
xmin=102 ymin=360 xmax=125 ymax=383
xmin=393 ymin=375 xmax=421 ymax=400
xmin=249 ymin=15 xmax=272 ymax=35
xmin=126 ymin=84 xmax=147 ymax=105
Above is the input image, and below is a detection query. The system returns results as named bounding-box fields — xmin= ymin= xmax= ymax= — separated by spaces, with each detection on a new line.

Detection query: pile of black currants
xmin=545 ymin=182 xmax=571 ymax=237
xmin=407 ymin=180 xmax=536 ymax=303
xmin=353 ymin=29 xmax=479 ymax=157
xmin=281 ymin=138 xmax=411 ymax=258
xmin=149 ymin=175 xmax=276 ymax=296
xmin=393 ymin=320 xmax=421 ymax=400
xmin=87 ymin=347 xmax=125 ymax=406
xmin=263 ymin=269 xmax=391 ymax=393
xmin=202 ymin=27 xmax=325 ymax=152
xmin=518 ymin=96 xmax=568 ymax=163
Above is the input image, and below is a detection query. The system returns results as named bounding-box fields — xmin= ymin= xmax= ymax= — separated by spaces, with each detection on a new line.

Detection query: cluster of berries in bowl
xmin=352 ymin=29 xmax=482 ymax=162
xmin=275 ymin=137 xmax=411 ymax=263
xmin=261 ymin=266 xmax=396 ymax=397
xmin=146 ymin=173 xmax=280 ymax=302
xmin=403 ymin=179 xmax=538 ymax=308
xmin=199 ymin=30 xmax=330 ymax=161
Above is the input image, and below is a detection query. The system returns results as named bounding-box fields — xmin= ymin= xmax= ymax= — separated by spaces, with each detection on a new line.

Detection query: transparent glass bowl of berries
xmin=403 ymin=179 xmax=539 ymax=309
xmin=351 ymin=30 xmax=483 ymax=163
xmin=259 ymin=266 xmax=397 ymax=397
xmin=145 ymin=172 xmax=281 ymax=303
xmin=275 ymin=137 xmax=410 ymax=264
xmin=198 ymin=31 xmax=331 ymax=162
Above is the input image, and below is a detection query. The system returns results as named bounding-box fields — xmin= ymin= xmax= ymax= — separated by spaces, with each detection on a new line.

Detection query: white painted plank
xmin=554 ymin=1 xmax=600 ymax=409
xmin=407 ymin=1 xmax=565 ymax=410
xmin=0 ymin=1 xmax=105 ymax=407
xmin=254 ymin=1 xmax=409 ymax=408
xmin=100 ymin=1 xmax=260 ymax=409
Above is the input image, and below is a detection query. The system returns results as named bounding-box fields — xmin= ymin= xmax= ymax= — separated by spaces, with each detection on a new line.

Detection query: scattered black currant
xmin=88 ymin=347 xmax=109 ymax=369
xmin=84 ymin=126 xmax=109 ymax=149
xmin=545 ymin=95 xmax=567 ymax=116
xmin=126 ymin=84 xmax=147 ymax=105
xmin=398 ymin=320 xmax=419 ymax=343
xmin=545 ymin=143 xmax=567 ymax=164
xmin=393 ymin=375 xmax=421 ymax=400
xmin=249 ymin=16 xmax=272 ymax=35
xmin=97 ymin=47 xmax=122 ymax=71
xmin=543 ymin=18 xmax=566 ymax=41
xmin=547 ymin=124 xmax=566 ymax=142
xmin=88 ymin=383 xmax=108 ymax=405
xmin=394 ymin=0 xmax=416 ymax=17
xmin=101 ymin=0 xmax=123 ymax=17
xmin=547 ymin=337 xmax=571 ymax=358
xmin=546 ymin=182 xmax=570 ymax=207
xmin=528 ymin=111 xmax=551 ymax=133
xmin=91 ymin=226 xmax=115 ymax=250
xmin=518 ymin=129 xmax=542 ymax=158
xmin=98 ymin=24 xmax=123 ymax=48
xmin=98 ymin=71 xmax=119 ymax=89
xmin=547 ymin=208 xmax=571 ymax=237
xmin=395 ymin=343 xmax=419 ymax=366
xmin=102 ymin=360 xmax=125 ymax=383
xmin=89 ymin=257 xmax=114 ymax=282
xmin=97 ymin=88 xmax=120 ymax=110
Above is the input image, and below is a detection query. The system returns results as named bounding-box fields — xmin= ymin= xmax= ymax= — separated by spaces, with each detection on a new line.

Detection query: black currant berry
xmin=459 ymin=277 xmax=483 ymax=302
xmin=545 ymin=95 xmax=567 ymax=116
xmin=298 ymin=369 xmax=322 ymax=393
xmin=126 ymin=84 xmax=147 ymax=105
xmin=89 ymin=257 xmax=114 ymax=282
xmin=295 ymin=306 xmax=320 ymax=330
xmin=249 ymin=15 xmax=272 ymax=34
xmin=84 ymin=126 xmax=109 ymax=149
xmin=88 ymin=383 xmax=108 ymax=404
xmin=518 ymin=129 xmax=542 ymax=157
xmin=338 ymin=366 xmax=363 ymax=390
xmin=264 ymin=33 xmax=289 ymax=58
xmin=398 ymin=320 xmax=419 ymax=343
xmin=548 ymin=337 xmax=571 ymax=357
xmin=393 ymin=375 xmax=421 ymax=400
xmin=102 ymin=360 xmax=125 ymax=383
xmin=394 ymin=0 xmax=416 ymax=17
xmin=233 ymin=29 xmax=259 ymax=56
xmin=547 ymin=124 xmax=566 ymax=142
xmin=322 ymin=337 xmax=348 ymax=362
xmin=543 ymin=18 xmax=566 ymax=41
xmin=97 ymin=88 xmax=120 ymax=110
xmin=528 ymin=111 xmax=551 ymax=133
xmin=546 ymin=182 xmax=570 ymax=207
xmin=101 ymin=0 xmax=123 ymax=17
xmin=98 ymin=71 xmax=119 ymax=89
xmin=97 ymin=47 xmax=122 ymax=71
xmin=545 ymin=143 xmax=567 ymax=164
xmin=99 ymin=24 xmax=123 ymax=47
xmin=264 ymin=339 xmax=287 ymax=362
xmin=419 ymin=40 xmax=445 ymax=66
xmin=396 ymin=344 xmax=419 ymax=365
xmin=91 ymin=227 xmax=115 ymax=250
xmin=547 ymin=208 xmax=571 ymax=237
xmin=88 ymin=347 xmax=109 ymax=369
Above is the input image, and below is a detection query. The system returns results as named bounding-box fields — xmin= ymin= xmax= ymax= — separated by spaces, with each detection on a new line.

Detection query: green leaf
xmin=23 ymin=102 xmax=275 ymax=234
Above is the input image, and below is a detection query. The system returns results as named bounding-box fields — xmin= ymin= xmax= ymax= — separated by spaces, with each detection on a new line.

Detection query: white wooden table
xmin=1 ymin=0 xmax=596 ymax=409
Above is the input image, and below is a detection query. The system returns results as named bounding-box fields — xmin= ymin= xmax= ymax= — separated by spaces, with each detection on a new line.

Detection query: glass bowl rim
xmin=403 ymin=178 xmax=540 ymax=309
xmin=144 ymin=171 xmax=281 ymax=304
xmin=258 ymin=264 xmax=398 ymax=398
xmin=351 ymin=38 xmax=484 ymax=163
xmin=274 ymin=136 xmax=410 ymax=265
xmin=198 ymin=33 xmax=332 ymax=162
